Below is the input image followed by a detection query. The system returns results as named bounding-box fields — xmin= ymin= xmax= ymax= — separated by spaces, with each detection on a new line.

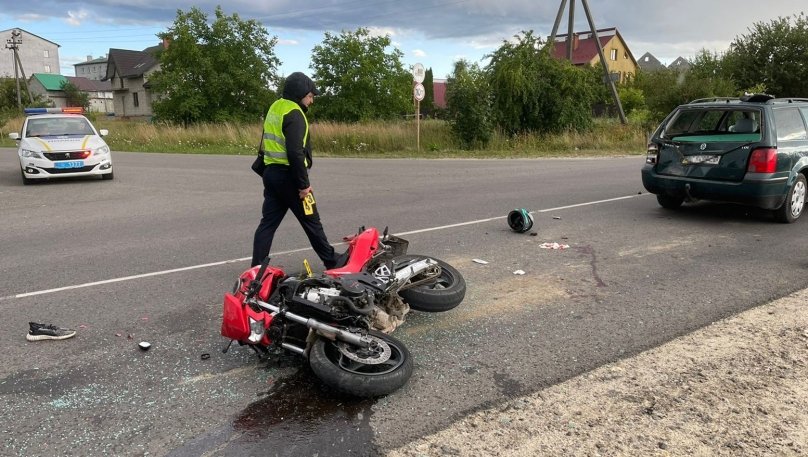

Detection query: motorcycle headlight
xmin=21 ymin=149 xmax=43 ymax=159
xmin=93 ymin=145 xmax=110 ymax=156
xmin=247 ymin=317 xmax=265 ymax=344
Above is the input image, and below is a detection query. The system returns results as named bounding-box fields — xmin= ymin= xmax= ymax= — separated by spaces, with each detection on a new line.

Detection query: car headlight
xmin=93 ymin=145 xmax=110 ymax=156
xmin=21 ymin=149 xmax=43 ymax=159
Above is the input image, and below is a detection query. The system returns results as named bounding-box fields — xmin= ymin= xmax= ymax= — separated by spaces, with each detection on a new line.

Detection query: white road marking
xmin=3 ymin=193 xmax=648 ymax=300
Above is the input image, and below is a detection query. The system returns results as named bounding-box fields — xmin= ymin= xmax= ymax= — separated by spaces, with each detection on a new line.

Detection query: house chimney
xmin=87 ymin=55 xmax=93 ymax=62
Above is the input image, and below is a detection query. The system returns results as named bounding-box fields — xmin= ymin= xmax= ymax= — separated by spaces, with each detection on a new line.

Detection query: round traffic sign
xmin=412 ymin=63 xmax=425 ymax=83
xmin=413 ymin=83 xmax=425 ymax=102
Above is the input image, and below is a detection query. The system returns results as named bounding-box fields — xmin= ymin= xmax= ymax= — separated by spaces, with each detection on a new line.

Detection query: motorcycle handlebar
xmin=246 ymin=256 xmax=271 ymax=300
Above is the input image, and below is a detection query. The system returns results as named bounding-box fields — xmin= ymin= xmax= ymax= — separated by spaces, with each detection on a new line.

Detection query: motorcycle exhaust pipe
xmin=252 ymin=299 xmax=370 ymax=348
xmin=394 ymin=258 xmax=436 ymax=282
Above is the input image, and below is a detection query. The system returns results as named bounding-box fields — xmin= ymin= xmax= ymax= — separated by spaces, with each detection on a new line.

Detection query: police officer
xmin=251 ymin=72 xmax=340 ymax=269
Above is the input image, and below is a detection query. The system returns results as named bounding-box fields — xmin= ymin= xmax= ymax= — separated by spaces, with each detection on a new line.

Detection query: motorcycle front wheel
xmin=309 ymin=329 xmax=413 ymax=397
xmin=396 ymin=255 xmax=466 ymax=312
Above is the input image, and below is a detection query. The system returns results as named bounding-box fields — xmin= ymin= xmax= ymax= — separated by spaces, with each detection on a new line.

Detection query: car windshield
xmin=25 ymin=117 xmax=94 ymax=137
xmin=662 ymin=108 xmax=762 ymax=142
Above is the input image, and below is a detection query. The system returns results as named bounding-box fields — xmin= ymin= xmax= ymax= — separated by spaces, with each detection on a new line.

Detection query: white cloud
xmin=65 ymin=10 xmax=89 ymax=26
xmin=413 ymin=49 xmax=426 ymax=57
xmin=277 ymin=39 xmax=299 ymax=46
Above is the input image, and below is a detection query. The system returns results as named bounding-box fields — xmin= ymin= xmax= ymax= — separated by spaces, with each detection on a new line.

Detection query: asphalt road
xmin=2 ymin=149 xmax=807 ymax=456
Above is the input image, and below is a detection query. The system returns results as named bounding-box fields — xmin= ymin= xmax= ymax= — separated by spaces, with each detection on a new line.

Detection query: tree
xmin=149 ymin=6 xmax=280 ymax=124
xmin=0 ymin=78 xmax=46 ymax=119
xmin=421 ymin=67 xmax=435 ymax=116
xmin=446 ymin=60 xmax=492 ymax=149
xmin=722 ymin=13 xmax=808 ymax=97
xmin=486 ymin=31 xmax=599 ymax=135
xmin=60 ymin=81 xmax=89 ymax=110
xmin=631 ymin=65 xmax=736 ymax=122
xmin=310 ymin=28 xmax=411 ymax=122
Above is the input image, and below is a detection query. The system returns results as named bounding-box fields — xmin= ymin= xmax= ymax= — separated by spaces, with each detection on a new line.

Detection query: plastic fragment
xmin=513 ymin=270 xmax=526 ymax=275
xmin=539 ymin=242 xmax=570 ymax=250
xmin=138 ymin=341 xmax=151 ymax=351
xmin=472 ymin=259 xmax=489 ymax=264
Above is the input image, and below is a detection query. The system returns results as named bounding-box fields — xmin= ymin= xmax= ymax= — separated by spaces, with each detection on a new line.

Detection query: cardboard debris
xmin=539 ymin=242 xmax=570 ymax=250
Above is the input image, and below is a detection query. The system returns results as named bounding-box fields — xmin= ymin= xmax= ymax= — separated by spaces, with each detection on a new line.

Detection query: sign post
xmin=412 ymin=63 xmax=426 ymax=152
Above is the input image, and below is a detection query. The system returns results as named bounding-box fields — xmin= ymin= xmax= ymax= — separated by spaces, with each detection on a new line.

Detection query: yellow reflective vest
xmin=262 ymin=98 xmax=309 ymax=166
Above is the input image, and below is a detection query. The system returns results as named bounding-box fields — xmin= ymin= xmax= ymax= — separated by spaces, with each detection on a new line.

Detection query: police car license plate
xmin=55 ymin=160 xmax=84 ymax=169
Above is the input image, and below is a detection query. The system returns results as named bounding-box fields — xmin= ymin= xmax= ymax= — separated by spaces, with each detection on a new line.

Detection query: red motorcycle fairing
xmin=221 ymin=293 xmax=274 ymax=344
xmin=325 ymin=227 xmax=380 ymax=277
xmin=220 ymin=265 xmax=284 ymax=343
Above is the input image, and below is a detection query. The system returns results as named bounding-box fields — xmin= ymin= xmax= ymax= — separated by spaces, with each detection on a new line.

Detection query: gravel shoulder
xmin=390 ymin=288 xmax=808 ymax=456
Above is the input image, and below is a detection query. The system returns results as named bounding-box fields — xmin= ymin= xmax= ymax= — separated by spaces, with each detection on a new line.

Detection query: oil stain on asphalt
xmin=166 ymin=367 xmax=379 ymax=457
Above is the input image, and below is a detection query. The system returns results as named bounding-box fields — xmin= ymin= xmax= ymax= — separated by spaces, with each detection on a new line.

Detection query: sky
xmin=0 ymin=0 xmax=806 ymax=81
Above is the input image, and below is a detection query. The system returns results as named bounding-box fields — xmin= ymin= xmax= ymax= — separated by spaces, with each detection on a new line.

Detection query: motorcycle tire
xmin=395 ymin=255 xmax=466 ymax=312
xmin=309 ymin=329 xmax=413 ymax=398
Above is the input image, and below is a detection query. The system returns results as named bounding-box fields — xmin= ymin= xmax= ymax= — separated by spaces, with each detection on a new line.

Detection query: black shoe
xmin=26 ymin=322 xmax=76 ymax=341
xmin=330 ymin=250 xmax=350 ymax=269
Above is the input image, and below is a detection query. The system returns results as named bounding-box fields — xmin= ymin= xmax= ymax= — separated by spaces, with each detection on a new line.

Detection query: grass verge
xmin=0 ymin=116 xmax=648 ymax=158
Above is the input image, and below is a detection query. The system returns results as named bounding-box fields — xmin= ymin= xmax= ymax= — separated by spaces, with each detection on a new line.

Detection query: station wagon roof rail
xmin=688 ymin=94 xmax=808 ymax=105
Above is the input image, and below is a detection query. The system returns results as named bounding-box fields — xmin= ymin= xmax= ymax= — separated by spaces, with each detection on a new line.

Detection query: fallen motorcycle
xmin=221 ymin=226 xmax=465 ymax=397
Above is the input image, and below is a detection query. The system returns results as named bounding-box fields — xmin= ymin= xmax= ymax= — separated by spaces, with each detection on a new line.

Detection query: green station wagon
xmin=641 ymin=94 xmax=808 ymax=222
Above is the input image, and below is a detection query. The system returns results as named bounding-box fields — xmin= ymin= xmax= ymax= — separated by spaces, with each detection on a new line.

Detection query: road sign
xmin=412 ymin=63 xmax=425 ymax=84
xmin=413 ymin=83 xmax=425 ymax=102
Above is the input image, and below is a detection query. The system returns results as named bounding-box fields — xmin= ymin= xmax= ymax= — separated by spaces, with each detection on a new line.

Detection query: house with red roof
xmin=550 ymin=27 xmax=638 ymax=83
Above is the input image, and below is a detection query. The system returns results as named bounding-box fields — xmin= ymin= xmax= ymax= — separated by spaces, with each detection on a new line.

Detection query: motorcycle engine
xmin=294 ymin=273 xmax=408 ymax=333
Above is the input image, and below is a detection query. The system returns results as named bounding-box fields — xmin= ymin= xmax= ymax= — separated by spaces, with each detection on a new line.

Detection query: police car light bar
xmin=24 ymin=107 xmax=84 ymax=115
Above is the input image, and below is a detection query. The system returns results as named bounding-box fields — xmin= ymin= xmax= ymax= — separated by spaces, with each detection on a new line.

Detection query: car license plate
xmin=55 ymin=160 xmax=84 ymax=169
xmin=682 ymin=155 xmax=720 ymax=165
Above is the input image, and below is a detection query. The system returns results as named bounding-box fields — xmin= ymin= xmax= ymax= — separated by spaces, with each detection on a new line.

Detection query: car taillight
xmin=748 ymin=148 xmax=777 ymax=173
xmin=646 ymin=143 xmax=658 ymax=164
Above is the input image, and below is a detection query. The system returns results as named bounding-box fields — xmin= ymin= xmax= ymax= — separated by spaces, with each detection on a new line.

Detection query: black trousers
xmin=251 ymin=166 xmax=337 ymax=268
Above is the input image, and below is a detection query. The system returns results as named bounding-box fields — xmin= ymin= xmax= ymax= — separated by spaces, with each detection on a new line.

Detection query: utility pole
xmin=549 ymin=0 xmax=627 ymax=124
xmin=5 ymin=29 xmax=34 ymax=109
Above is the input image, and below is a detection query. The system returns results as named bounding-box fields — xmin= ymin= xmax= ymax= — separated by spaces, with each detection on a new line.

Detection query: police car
xmin=9 ymin=107 xmax=114 ymax=184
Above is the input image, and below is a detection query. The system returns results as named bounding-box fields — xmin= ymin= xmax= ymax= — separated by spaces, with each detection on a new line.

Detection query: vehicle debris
xmin=472 ymin=259 xmax=489 ymax=265
xmin=539 ymin=242 xmax=570 ymax=250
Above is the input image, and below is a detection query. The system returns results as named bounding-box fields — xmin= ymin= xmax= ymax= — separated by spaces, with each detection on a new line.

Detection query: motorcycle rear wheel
xmin=396 ymin=255 xmax=466 ymax=312
xmin=309 ymin=329 xmax=413 ymax=397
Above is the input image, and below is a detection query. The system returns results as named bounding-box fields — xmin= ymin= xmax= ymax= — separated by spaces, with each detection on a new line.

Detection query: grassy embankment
xmin=0 ymin=115 xmax=648 ymax=158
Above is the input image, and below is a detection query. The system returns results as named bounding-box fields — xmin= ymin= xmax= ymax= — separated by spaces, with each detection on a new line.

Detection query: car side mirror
xmin=99 ymin=129 xmax=109 ymax=137
xmin=9 ymin=132 xmax=19 ymax=140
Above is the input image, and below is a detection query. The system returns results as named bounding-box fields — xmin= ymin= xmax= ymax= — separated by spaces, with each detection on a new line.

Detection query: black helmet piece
xmin=508 ymin=208 xmax=534 ymax=233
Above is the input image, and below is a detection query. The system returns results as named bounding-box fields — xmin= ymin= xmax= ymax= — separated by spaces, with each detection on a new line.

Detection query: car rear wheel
xmin=774 ymin=174 xmax=806 ymax=223
xmin=656 ymin=194 xmax=684 ymax=209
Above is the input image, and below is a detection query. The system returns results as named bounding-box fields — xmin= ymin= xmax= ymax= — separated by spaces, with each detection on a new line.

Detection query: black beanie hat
xmin=283 ymin=72 xmax=320 ymax=101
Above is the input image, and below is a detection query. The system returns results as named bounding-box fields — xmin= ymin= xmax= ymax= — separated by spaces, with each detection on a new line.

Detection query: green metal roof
xmin=32 ymin=73 xmax=68 ymax=91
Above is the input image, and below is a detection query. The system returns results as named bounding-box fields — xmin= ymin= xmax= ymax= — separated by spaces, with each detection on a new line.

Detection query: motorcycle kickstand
xmin=222 ymin=339 xmax=234 ymax=354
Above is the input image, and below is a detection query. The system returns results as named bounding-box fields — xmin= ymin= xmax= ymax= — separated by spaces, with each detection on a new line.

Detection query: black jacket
xmin=281 ymin=104 xmax=312 ymax=190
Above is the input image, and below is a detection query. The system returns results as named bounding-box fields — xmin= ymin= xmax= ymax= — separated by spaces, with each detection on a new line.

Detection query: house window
xmin=44 ymin=50 xmax=49 ymax=58
xmin=133 ymin=92 xmax=139 ymax=108
xmin=610 ymin=49 xmax=617 ymax=61
xmin=44 ymin=65 xmax=51 ymax=73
